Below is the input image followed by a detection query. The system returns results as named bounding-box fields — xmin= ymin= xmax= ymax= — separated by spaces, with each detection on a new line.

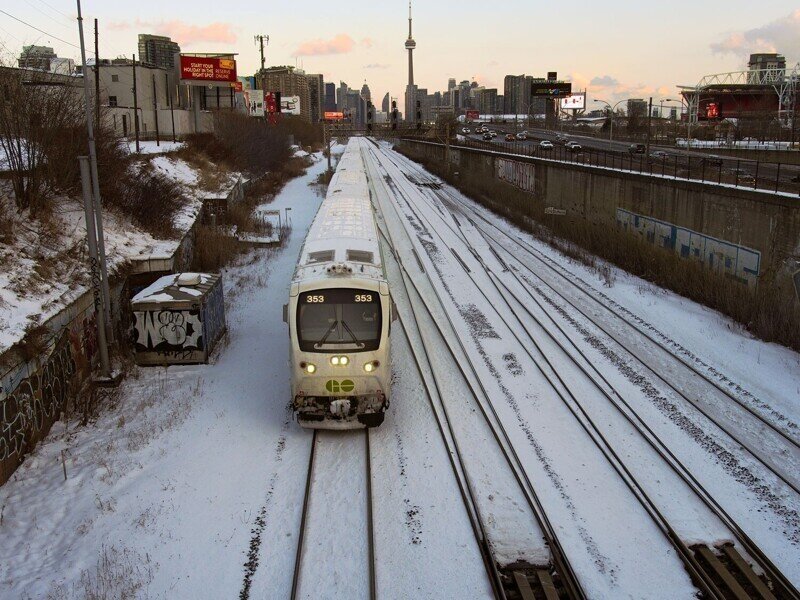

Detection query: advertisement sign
xmin=465 ymin=109 xmax=480 ymax=121
xmin=560 ymin=94 xmax=586 ymax=110
xmin=531 ymin=80 xmax=572 ymax=97
xmin=281 ymin=95 xmax=301 ymax=116
xmin=324 ymin=111 xmax=345 ymax=121
xmin=232 ymin=81 xmax=243 ymax=92
xmin=244 ymin=89 xmax=264 ymax=117
xmin=265 ymin=92 xmax=281 ymax=114
xmin=180 ymin=55 xmax=237 ymax=83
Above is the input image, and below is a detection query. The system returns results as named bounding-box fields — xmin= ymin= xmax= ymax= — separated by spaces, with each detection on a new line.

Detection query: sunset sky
xmin=1 ymin=1 xmax=798 ymax=107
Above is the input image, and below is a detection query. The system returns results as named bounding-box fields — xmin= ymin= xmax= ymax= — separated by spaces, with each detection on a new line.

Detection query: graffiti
xmin=496 ymin=158 xmax=536 ymax=193
xmin=134 ymin=310 xmax=203 ymax=351
xmin=616 ymin=208 xmax=761 ymax=285
xmin=0 ymin=331 xmax=76 ymax=463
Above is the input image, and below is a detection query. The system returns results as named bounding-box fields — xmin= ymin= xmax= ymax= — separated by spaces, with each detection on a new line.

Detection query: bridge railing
xmin=401 ymin=135 xmax=800 ymax=197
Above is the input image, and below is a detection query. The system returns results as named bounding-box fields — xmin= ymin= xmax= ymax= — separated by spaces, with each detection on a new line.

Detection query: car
xmin=489 ymin=131 xmax=497 ymax=138
xmin=515 ymin=132 xmax=528 ymax=140
xmin=733 ymin=170 xmax=756 ymax=184
xmin=539 ymin=140 xmax=554 ymax=150
xmin=483 ymin=132 xmax=493 ymax=140
xmin=505 ymin=133 xmax=516 ymax=141
xmin=650 ymin=150 xmax=669 ymax=160
xmin=461 ymin=128 xmax=471 ymax=134
xmin=629 ymin=143 xmax=646 ymax=155
xmin=566 ymin=142 xmax=582 ymax=152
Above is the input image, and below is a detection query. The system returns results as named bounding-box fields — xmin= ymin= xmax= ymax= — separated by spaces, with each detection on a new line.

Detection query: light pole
xmin=594 ymin=98 xmax=627 ymax=141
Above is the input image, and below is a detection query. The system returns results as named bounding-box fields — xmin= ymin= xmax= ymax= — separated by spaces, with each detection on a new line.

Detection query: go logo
xmin=326 ymin=379 xmax=355 ymax=393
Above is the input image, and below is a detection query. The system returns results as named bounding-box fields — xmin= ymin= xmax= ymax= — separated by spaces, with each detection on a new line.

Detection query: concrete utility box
xmin=132 ymin=272 xmax=226 ymax=366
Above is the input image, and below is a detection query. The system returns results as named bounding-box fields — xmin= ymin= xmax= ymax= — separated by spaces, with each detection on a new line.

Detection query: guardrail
xmin=406 ymin=136 xmax=800 ymax=197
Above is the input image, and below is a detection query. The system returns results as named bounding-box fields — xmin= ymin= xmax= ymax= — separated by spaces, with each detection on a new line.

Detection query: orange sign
xmin=324 ymin=111 xmax=345 ymax=121
xmin=232 ymin=81 xmax=243 ymax=92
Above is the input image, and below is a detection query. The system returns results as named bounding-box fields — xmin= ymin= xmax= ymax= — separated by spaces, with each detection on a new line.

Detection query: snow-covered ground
xmin=127 ymin=140 xmax=185 ymax=155
xmin=2 ymin=139 xmax=797 ymax=599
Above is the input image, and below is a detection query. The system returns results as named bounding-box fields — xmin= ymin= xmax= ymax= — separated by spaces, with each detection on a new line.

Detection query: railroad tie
xmin=512 ymin=571 xmax=536 ymax=600
xmin=536 ymin=570 xmax=560 ymax=600
xmin=720 ymin=544 xmax=776 ymax=600
xmin=694 ymin=545 xmax=751 ymax=600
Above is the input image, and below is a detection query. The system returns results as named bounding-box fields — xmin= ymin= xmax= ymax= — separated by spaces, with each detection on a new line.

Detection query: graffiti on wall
xmin=616 ymin=208 xmax=761 ymax=285
xmin=496 ymin=158 xmax=536 ymax=193
xmin=0 ymin=325 xmax=86 ymax=465
xmin=202 ymin=281 xmax=226 ymax=348
xmin=134 ymin=309 xmax=204 ymax=351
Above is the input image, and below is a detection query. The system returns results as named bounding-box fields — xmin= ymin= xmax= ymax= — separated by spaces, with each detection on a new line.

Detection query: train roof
xmin=294 ymin=138 xmax=384 ymax=284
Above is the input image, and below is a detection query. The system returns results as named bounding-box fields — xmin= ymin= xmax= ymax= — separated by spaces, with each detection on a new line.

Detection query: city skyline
xmin=1 ymin=1 xmax=798 ymax=106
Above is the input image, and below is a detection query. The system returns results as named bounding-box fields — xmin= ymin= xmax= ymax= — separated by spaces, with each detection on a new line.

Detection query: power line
xmin=0 ymin=8 xmax=79 ymax=50
xmin=23 ymin=0 xmax=75 ymax=32
xmin=31 ymin=0 xmax=73 ymax=22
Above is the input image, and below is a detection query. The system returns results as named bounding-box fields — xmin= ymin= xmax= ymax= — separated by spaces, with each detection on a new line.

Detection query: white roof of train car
xmin=294 ymin=138 xmax=383 ymax=283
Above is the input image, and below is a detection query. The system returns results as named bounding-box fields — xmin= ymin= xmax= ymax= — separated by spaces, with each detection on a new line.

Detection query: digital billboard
xmin=281 ymin=95 xmax=301 ymax=116
xmin=244 ymin=89 xmax=264 ymax=117
xmin=561 ymin=94 xmax=586 ymax=110
xmin=465 ymin=109 xmax=480 ymax=121
xmin=180 ymin=56 xmax=237 ymax=83
xmin=531 ymin=80 xmax=572 ymax=97
xmin=324 ymin=111 xmax=345 ymax=121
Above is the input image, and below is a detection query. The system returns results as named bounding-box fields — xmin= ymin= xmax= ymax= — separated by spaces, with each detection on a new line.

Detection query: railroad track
xmin=365 ymin=142 xmax=586 ymax=599
xmin=290 ymin=429 xmax=376 ymax=600
xmin=373 ymin=141 xmax=799 ymax=599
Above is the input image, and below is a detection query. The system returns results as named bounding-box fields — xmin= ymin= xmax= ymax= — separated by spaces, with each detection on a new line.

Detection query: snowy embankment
xmin=0 ymin=151 xmax=237 ymax=354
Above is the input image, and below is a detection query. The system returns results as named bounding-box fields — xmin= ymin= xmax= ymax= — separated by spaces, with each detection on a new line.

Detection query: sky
xmin=1 ymin=1 xmax=799 ymax=108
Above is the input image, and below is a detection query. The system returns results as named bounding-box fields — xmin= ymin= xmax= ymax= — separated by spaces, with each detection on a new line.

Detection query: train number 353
xmin=307 ymin=295 xmax=325 ymax=303
xmin=355 ymin=294 xmax=373 ymax=303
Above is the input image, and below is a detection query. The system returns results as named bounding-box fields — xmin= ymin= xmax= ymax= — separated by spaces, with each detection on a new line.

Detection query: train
xmin=284 ymin=138 xmax=393 ymax=429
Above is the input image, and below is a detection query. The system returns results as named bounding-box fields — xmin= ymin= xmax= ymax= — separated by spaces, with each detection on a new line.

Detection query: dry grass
xmin=399 ymin=144 xmax=800 ymax=351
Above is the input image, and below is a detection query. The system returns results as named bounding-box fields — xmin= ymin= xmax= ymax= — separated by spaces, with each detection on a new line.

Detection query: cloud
xmin=590 ymin=75 xmax=619 ymax=87
xmin=710 ymin=9 xmax=800 ymax=58
xmin=107 ymin=19 xmax=237 ymax=46
xmin=294 ymin=34 xmax=355 ymax=56
xmin=364 ymin=63 xmax=390 ymax=69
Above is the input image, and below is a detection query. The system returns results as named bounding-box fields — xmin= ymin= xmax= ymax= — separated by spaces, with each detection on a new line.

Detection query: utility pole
xmin=167 ymin=73 xmax=176 ymax=142
xmin=132 ymin=54 xmax=140 ymax=152
xmin=152 ymin=73 xmax=160 ymax=147
xmin=645 ymin=97 xmax=653 ymax=157
xmin=323 ymin=120 xmax=331 ymax=174
xmin=94 ymin=18 xmax=100 ymax=132
xmin=254 ymin=34 xmax=269 ymax=73
xmin=76 ymin=0 xmax=114 ymax=366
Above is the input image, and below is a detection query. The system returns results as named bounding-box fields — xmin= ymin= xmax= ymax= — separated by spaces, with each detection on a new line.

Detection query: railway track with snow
xmin=366 ymin=140 xmax=586 ymax=599
xmin=290 ymin=429 xmax=376 ymax=600
xmin=368 ymin=140 xmax=800 ymax=599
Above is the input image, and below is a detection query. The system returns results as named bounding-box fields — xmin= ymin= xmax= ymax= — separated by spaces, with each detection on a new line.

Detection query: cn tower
xmin=405 ymin=1 xmax=416 ymax=87
xmin=404 ymin=1 xmax=417 ymax=123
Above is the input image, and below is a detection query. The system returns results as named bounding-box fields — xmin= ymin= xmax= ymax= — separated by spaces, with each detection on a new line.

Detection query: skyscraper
xmin=324 ymin=82 xmax=336 ymax=112
xmin=307 ymin=73 xmax=324 ymax=123
xmin=404 ymin=1 xmax=417 ymax=123
xmin=382 ymin=92 xmax=390 ymax=114
xmin=138 ymin=34 xmax=180 ymax=69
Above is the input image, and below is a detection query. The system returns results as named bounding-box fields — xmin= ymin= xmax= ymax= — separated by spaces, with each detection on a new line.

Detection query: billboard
xmin=560 ymin=94 xmax=586 ymax=110
xmin=281 ymin=95 xmax=301 ymax=116
xmin=531 ymin=80 xmax=572 ymax=97
xmin=324 ymin=111 xmax=345 ymax=121
xmin=465 ymin=109 xmax=480 ymax=121
xmin=244 ymin=89 xmax=264 ymax=117
xmin=265 ymin=92 xmax=280 ymax=114
xmin=180 ymin=56 xmax=237 ymax=83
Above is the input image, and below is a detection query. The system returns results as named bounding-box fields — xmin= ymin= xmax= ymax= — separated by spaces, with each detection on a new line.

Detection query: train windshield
xmin=297 ymin=288 xmax=382 ymax=352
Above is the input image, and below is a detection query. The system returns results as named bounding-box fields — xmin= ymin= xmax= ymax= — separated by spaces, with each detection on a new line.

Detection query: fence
xmin=430 ymin=136 xmax=800 ymax=196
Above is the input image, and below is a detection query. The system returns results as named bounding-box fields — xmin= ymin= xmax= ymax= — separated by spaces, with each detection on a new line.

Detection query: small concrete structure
xmin=132 ymin=273 xmax=226 ymax=365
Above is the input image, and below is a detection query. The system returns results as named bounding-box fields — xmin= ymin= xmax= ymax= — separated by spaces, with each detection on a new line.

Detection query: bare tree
xmin=0 ymin=66 xmax=84 ymax=216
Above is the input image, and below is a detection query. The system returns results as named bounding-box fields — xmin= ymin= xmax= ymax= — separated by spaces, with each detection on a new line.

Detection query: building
xmin=17 ymin=46 xmax=58 ymax=71
xmin=627 ymin=98 xmax=647 ymax=118
xmin=748 ymin=53 xmax=786 ymax=84
xmin=404 ymin=1 xmax=417 ymax=123
xmin=361 ymin=81 xmax=371 ymax=103
xmin=324 ymin=82 xmax=336 ymax=112
xmin=138 ymin=34 xmax=180 ymax=69
xmin=381 ymin=92 xmax=390 ymax=114
xmin=307 ymin=73 xmax=324 ymax=123
xmin=261 ymin=66 xmax=311 ymax=122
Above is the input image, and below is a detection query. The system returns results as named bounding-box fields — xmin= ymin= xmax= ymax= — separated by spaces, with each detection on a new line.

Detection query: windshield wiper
xmin=314 ymin=320 xmax=339 ymax=348
xmin=341 ymin=320 xmax=365 ymax=348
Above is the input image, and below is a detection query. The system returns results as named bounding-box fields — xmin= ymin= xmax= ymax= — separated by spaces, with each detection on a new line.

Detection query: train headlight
xmin=340 ymin=356 xmax=349 ymax=366
xmin=330 ymin=356 xmax=349 ymax=366
xmin=364 ymin=361 xmax=379 ymax=373
xmin=300 ymin=362 xmax=316 ymax=374
xmin=330 ymin=356 xmax=340 ymax=366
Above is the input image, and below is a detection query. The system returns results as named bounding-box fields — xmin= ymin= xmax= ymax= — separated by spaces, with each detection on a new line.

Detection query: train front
xmin=288 ymin=277 xmax=391 ymax=429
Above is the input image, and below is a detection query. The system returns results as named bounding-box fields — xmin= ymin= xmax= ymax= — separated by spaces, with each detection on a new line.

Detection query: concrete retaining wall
xmin=399 ymin=139 xmax=800 ymax=288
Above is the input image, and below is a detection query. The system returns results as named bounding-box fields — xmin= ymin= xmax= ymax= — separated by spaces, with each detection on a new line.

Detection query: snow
xmin=127 ymin=140 xmax=185 ymax=155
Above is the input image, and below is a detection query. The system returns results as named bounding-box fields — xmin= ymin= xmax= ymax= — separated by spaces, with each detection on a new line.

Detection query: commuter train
xmin=284 ymin=138 xmax=392 ymax=429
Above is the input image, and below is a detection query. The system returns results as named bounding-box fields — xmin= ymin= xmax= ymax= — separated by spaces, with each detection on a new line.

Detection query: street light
xmin=594 ymin=98 xmax=627 ymax=141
